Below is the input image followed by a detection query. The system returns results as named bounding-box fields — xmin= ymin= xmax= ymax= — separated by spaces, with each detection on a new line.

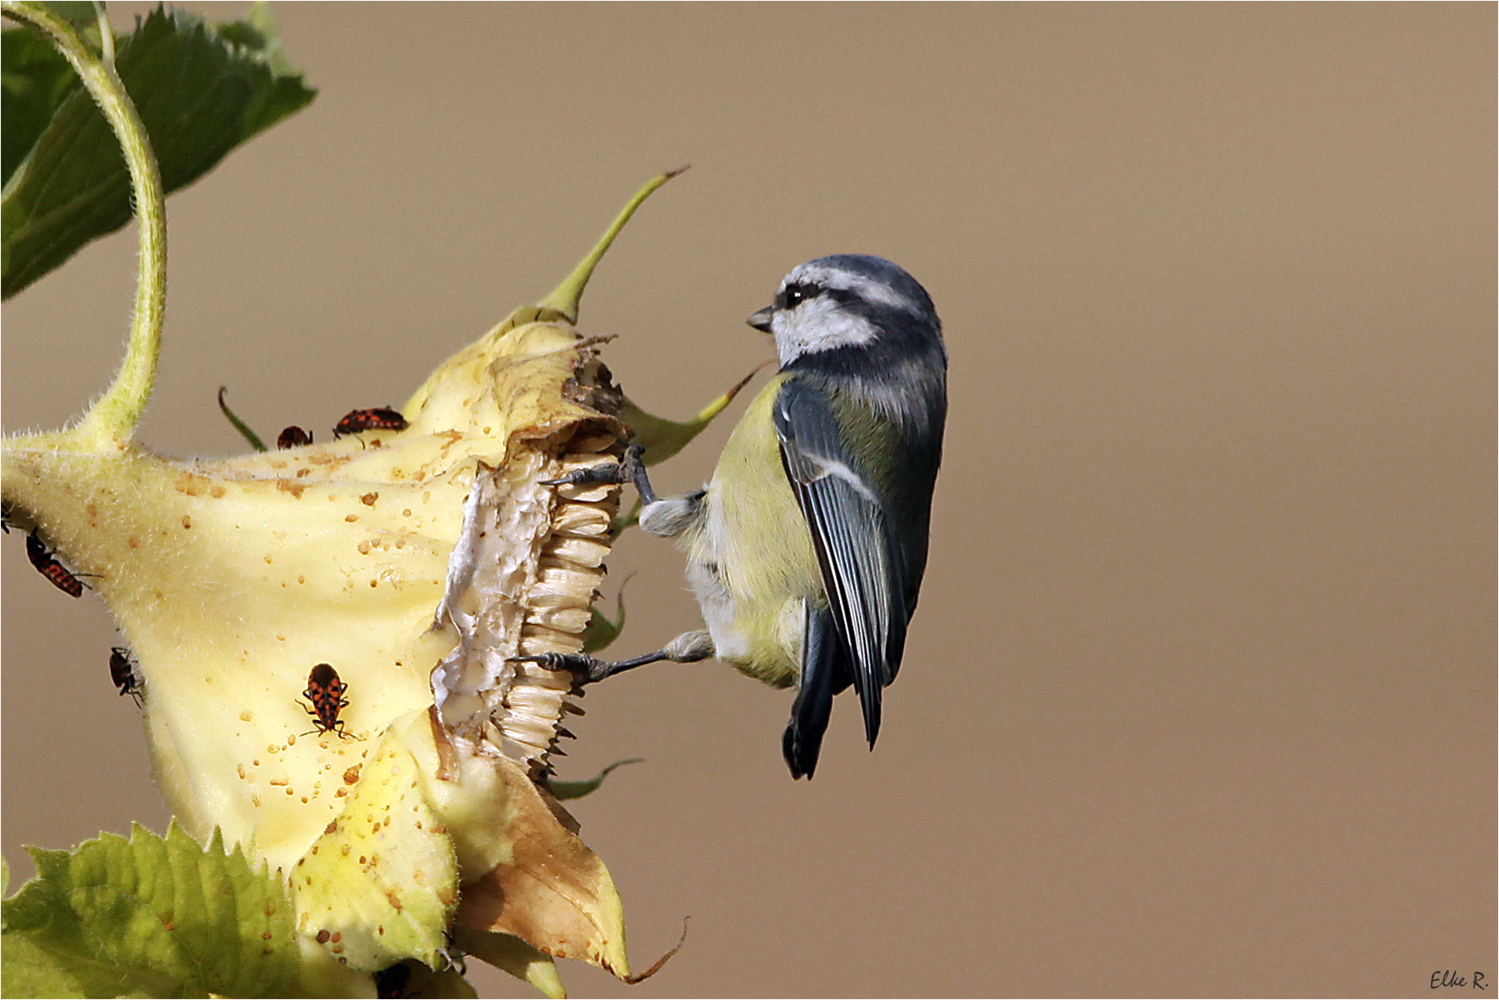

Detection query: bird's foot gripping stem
xmin=543 ymin=443 xmax=658 ymax=504
xmin=513 ymin=630 xmax=713 ymax=685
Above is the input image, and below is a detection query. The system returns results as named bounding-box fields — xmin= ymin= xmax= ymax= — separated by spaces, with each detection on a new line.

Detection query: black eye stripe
xmin=776 ymin=282 xmax=818 ymax=310
xmin=772 ymin=277 xmax=929 ymax=324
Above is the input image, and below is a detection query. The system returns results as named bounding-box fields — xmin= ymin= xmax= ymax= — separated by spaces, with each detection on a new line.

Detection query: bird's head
xmin=747 ymin=254 xmax=943 ymax=369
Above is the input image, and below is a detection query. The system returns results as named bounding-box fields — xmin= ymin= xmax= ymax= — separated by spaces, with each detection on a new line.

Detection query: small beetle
xmin=26 ymin=531 xmax=84 ymax=598
xmin=374 ymin=963 xmax=413 ymax=999
xmin=299 ymin=662 xmax=357 ymax=740
xmin=109 ymin=646 xmax=145 ymax=708
xmin=332 ymin=407 xmax=407 ymax=439
xmin=277 ymin=425 xmax=313 ymax=449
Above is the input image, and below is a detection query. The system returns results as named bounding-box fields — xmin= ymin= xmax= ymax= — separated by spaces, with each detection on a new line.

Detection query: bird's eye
xmin=777 ymin=284 xmax=810 ymax=310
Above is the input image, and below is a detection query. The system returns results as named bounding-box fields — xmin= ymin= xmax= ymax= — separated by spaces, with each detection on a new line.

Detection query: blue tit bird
xmin=530 ymin=254 xmax=947 ymax=779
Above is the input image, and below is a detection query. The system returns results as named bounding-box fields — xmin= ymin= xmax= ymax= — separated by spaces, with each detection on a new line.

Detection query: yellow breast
xmin=683 ymin=375 xmax=822 ymax=686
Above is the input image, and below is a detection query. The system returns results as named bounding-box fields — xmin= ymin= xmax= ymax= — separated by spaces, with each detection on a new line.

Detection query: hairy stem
xmin=2 ymin=0 xmax=166 ymax=445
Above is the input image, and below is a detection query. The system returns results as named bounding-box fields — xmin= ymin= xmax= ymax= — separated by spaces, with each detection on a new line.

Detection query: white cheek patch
xmin=773 ymin=295 xmax=878 ymax=363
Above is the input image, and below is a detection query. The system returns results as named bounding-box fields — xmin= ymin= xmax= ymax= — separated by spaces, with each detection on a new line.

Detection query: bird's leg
xmin=512 ymin=630 xmax=713 ymax=684
xmin=636 ymin=488 xmax=702 ymax=539
xmin=543 ymin=443 xmax=702 ymax=539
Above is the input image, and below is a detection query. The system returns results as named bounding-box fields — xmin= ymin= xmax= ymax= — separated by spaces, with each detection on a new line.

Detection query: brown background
xmin=3 ymin=4 xmax=1493 ymax=997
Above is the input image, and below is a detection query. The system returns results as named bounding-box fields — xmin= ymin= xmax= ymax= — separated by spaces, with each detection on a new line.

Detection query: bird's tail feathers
xmin=783 ymin=606 xmax=842 ymax=779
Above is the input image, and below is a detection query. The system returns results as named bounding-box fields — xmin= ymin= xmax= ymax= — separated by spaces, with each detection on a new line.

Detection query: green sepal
xmin=580 ymin=572 xmax=632 ymax=653
xmin=0 ymin=822 xmax=298 ymax=999
xmin=455 ymin=930 xmax=566 ymax=999
xmin=610 ymin=495 xmax=641 ymax=539
xmin=216 ymin=386 xmax=269 ymax=452
xmin=622 ymin=363 xmax=765 ymax=465
xmin=2 ymin=2 xmax=316 ymax=297
xmin=547 ymin=757 xmax=644 ymax=802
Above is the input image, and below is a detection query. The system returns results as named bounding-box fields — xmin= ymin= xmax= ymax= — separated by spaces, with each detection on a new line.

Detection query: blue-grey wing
xmin=774 ymin=378 xmax=907 ymax=750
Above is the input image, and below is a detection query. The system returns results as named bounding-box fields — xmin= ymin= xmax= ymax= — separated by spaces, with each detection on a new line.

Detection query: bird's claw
xmin=511 ymin=652 xmax=612 ymax=684
xmin=540 ymin=444 xmax=655 ymax=502
xmin=540 ymin=465 xmax=624 ymax=489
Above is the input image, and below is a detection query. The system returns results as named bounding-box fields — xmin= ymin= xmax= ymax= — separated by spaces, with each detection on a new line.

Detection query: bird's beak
xmin=747 ymin=306 xmax=774 ymax=333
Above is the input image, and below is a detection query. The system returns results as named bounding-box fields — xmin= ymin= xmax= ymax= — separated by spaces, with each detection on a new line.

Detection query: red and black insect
xmin=374 ymin=963 xmax=413 ymax=999
xmin=277 ymin=425 xmax=313 ymax=449
xmin=109 ymin=646 xmax=145 ymax=708
xmin=299 ymin=662 xmax=357 ymax=740
xmin=26 ymin=531 xmax=84 ymax=598
xmin=332 ymin=407 xmax=407 ymax=439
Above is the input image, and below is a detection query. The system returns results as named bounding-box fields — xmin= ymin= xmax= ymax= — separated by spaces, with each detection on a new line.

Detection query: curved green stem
xmin=2 ymin=0 xmax=165 ymax=445
xmin=538 ymin=166 xmax=687 ymax=323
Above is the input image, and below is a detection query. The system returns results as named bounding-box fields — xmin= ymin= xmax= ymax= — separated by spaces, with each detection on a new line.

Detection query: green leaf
xmin=547 ymin=758 xmax=644 ymax=802
xmin=1 ymin=20 xmax=77 ymax=183
xmin=1 ymin=822 xmax=298 ymax=998
xmin=622 ymin=362 xmax=766 ymax=466
xmin=34 ymin=4 xmax=107 ymax=34
xmin=2 ymin=3 xmax=316 ymax=298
